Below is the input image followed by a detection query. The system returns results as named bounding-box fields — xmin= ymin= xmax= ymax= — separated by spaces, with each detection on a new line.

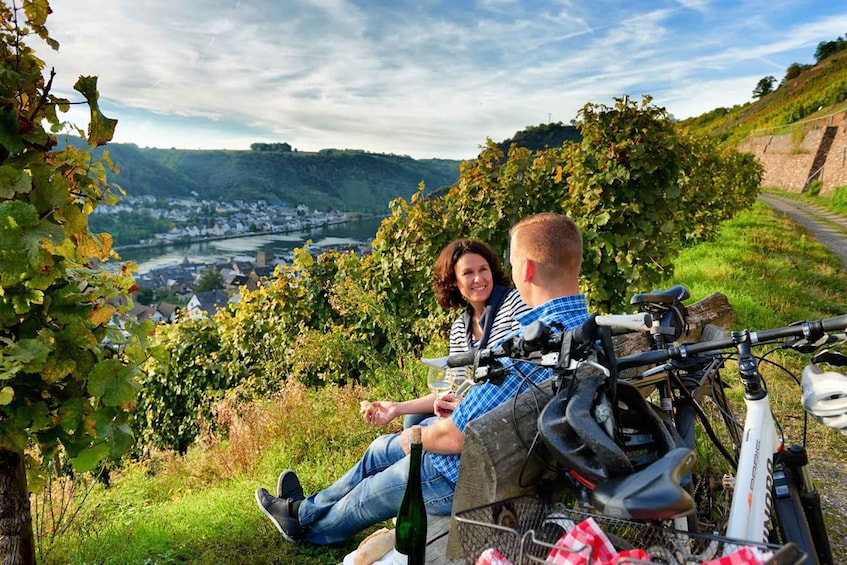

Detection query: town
xmin=97 ymin=195 xmax=375 ymax=323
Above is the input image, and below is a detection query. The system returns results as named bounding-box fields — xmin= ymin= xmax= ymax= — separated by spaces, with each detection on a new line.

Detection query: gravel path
xmin=759 ymin=192 xmax=847 ymax=563
xmin=758 ymin=193 xmax=847 ymax=269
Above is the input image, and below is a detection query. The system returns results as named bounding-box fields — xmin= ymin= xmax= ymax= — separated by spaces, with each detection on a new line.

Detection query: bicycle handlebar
xmin=616 ymin=314 xmax=847 ymax=371
xmin=445 ymin=313 xmax=653 ymax=369
xmin=446 ymin=313 xmax=847 ymax=373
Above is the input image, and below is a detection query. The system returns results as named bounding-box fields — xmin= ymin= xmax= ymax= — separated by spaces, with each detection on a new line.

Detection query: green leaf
xmin=0 ymin=338 xmax=51 ymax=376
xmin=0 ymin=386 xmax=14 ymax=405
xmin=23 ymin=0 xmax=50 ymax=26
xmin=58 ymin=398 xmax=88 ymax=434
xmin=87 ymin=360 xmax=139 ymax=406
xmin=29 ymin=401 xmax=52 ymax=433
xmin=70 ymin=442 xmax=109 ymax=473
xmin=0 ymin=110 xmax=25 ymax=153
xmin=0 ymin=166 xmax=32 ymax=198
xmin=73 ymin=76 xmax=118 ymax=147
xmin=109 ymin=423 xmax=135 ymax=456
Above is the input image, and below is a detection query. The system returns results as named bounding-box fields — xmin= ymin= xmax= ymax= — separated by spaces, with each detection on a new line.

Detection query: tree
xmin=752 ymin=76 xmax=776 ymax=99
xmin=814 ymin=36 xmax=846 ymax=63
xmin=0 ymin=2 xmax=149 ymax=561
xmin=782 ymin=63 xmax=810 ymax=85
xmin=195 ymin=268 xmax=225 ymax=292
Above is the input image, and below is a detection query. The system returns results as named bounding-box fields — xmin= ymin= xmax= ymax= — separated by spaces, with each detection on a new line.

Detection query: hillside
xmin=91 ymin=143 xmax=462 ymax=214
xmin=495 ymin=122 xmax=581 ymax=155
xmin=680 ymin=47 xmax=847 ymax=146
xmin=84 ymin=122 xmax=580 ymax=214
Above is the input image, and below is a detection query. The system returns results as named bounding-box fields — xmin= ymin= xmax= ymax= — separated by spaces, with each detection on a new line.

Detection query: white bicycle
xmin=448 ymin=297 xmax=847 ymax=564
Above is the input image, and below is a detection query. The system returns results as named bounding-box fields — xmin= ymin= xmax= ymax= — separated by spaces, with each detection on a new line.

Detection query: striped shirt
xmin=448 ymin=287 xmax=530 ymax=355
xmin=430 ymin=294 xmax=590 ymax=485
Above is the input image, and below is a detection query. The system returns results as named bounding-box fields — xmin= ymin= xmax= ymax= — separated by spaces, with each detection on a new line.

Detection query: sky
xmin=34 ymin=0 xmax=847 ymax=160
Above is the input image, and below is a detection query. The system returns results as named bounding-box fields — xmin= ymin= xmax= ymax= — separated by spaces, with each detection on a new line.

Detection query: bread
xmin=353 ymin=527 xmax=394 ymax=565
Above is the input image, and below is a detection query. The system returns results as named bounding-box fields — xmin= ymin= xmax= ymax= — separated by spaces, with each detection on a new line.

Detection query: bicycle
xmin=446 ymin=295 xmax=847 ymax=564
xmin=626 ymin=286 xmax=845 ymax=565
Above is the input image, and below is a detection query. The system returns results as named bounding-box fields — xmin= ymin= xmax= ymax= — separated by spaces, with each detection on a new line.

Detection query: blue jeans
xmin=297 ymin=431 xmax=455 ymax=545
xmin=403 ymin=413 xmax=434 ymax=428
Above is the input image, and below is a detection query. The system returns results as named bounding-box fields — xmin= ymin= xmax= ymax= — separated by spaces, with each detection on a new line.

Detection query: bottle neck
xmin=408 ymin=443 xmax=422 ymax=477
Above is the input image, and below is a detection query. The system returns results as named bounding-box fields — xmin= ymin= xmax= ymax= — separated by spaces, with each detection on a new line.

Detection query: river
xmin=114 ymin=217 xmax=385 ymax=274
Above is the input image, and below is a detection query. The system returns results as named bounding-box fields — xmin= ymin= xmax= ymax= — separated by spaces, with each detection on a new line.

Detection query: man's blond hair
xmin=509 ymin=213 xmax=582 ymax=282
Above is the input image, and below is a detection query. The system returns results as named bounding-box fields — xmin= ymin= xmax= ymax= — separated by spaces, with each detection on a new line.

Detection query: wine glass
xmin=446 ymin=367 xmax=471 ymax=396
xmin=426 ymin=366 xmax=453 ymax=399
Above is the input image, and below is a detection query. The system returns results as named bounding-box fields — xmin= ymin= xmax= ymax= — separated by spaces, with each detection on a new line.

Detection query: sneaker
xmin=276 ymin=469 xmax=305 ymax=501
xmin=255 ymin=487 xmax=302 ymax=542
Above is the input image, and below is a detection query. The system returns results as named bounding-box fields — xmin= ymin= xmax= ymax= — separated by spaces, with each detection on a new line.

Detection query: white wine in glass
xmin=446 ymin=367 xmax=472 ymax=396
xmin=427 ymin=366 xmax=452 ymax=399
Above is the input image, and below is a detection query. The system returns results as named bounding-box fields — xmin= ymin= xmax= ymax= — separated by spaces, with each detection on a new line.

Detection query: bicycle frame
xmin=725 ymin=393 xmax=779 ymax=545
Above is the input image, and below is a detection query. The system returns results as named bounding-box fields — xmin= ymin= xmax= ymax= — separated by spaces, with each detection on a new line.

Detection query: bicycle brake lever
xmin=811 ymin=349 xmax=847 ymax=367
xmin=471 ymin=359 xmax=508 ymax=385
xmin=577 ymin=359 xmax=611 ymax=377
xmin=784 ymin=334 xmax=831 ymax=354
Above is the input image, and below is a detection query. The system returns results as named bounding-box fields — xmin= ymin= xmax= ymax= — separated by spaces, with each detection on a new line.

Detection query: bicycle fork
xmin=774 ymin=445 xmax=834 ymax=565
xmin=724 ymin=393 xmax=779 ymax=547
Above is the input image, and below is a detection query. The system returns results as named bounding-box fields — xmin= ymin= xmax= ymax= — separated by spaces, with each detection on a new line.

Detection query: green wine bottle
xmin=394 ymin=426 xmax=427 ymax=564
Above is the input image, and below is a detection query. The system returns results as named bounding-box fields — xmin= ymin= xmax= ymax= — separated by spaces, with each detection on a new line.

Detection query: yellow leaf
xmin=88 ymin=304 xmax=115 ymax=326
xmin=554 ymin=165 xmax=564 ymax=183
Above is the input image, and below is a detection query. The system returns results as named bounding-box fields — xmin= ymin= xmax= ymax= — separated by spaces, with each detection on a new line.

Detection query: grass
xmin=38 ymin=202 xmax=847 ymax=564
xmin=766 ymin=185 xmax=847 ymax=217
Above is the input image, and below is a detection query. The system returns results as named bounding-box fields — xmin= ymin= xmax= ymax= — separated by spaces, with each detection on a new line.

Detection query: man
xmin=255 ymin=212 xmax=590 ymax=545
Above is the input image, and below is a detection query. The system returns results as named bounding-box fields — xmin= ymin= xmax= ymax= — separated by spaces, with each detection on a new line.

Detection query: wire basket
xmin=454 ymin=495 xmax=805 ymax=565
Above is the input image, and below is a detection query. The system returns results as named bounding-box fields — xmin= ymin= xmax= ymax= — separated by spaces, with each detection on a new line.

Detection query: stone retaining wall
xmin=738 ymin=111 xmax=847 ymax=196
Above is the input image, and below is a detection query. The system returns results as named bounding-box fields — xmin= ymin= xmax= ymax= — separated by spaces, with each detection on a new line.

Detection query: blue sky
xmin=38 ymin=0 xmax=847 ymax=160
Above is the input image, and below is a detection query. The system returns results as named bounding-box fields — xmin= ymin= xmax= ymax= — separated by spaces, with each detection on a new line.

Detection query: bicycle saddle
xmin=630 ymin=284 xmax=690 ymax=306
xmin=589 ymin=447 xmax=696 ymax=521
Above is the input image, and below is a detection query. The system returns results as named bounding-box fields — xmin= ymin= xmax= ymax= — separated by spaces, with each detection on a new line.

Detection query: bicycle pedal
xmin=721 ymin=474 xmax=735 ymax=490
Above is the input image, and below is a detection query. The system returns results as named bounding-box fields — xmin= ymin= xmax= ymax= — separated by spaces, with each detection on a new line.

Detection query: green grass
xmin=766 ymin=186 xmax=847 ymax=217
xmin=668 ymin=201 xmax=845 ymax=327
xmin=39 ymin=202 xmax=847 ymax=564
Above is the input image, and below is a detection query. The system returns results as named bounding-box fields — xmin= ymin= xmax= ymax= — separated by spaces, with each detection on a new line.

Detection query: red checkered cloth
xmin=475 ymin=547 xmax=513 ymax=565
xmin=701 ymin=547 xmax=771 ymax=565
xmin=545 ymin=517 xmax=649 ymax=565
xmin=475 ymin=519 xmax=771 ymax=565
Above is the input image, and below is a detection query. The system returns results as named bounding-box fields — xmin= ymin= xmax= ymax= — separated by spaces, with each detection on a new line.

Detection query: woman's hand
xmin=360 ymin=400 xmax=399 ymax=426
xmin=433 ymin=392 xmax=462 ymax=418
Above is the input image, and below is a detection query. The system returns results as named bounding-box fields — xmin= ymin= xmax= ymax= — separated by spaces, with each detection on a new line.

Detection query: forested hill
xmin=78 ymin=122 xmax=582 ymax=214
xmin=91 ymin=143 xmax=462 ymax=213
xmin=496 ymin=122 xmax=581 ymax=155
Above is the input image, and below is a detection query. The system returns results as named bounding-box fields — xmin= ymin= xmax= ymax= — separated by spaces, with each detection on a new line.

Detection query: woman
xmin=361 ymin=238 xmax=530 ymax=427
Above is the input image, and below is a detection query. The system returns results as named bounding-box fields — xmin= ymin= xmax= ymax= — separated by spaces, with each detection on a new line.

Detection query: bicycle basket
xmin=455 ymin=495 xmax=805 ymax=565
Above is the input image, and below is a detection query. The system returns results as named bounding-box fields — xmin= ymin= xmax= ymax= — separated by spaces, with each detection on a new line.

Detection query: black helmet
xmin=538 ymin=369 xmax=675 ymax=486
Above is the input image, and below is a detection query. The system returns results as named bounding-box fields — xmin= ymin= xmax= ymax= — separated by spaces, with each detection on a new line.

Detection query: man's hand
xmin=433 ymin=392 xmax=462 ymax=418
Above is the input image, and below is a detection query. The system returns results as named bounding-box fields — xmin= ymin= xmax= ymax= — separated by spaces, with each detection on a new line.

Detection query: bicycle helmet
xmin=801 ymin=354 xmax=847 ymax=436
xmin=538 ymin=368 xmax=676 ymax=486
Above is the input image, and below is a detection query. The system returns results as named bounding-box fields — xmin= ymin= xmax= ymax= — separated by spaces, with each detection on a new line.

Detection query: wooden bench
xmin=424 ymin=293 xmax=735 ymax=564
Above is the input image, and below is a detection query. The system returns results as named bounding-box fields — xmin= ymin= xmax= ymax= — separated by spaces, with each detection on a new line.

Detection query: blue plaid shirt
xmin=430 ymin=294 xmax=590 ymax=484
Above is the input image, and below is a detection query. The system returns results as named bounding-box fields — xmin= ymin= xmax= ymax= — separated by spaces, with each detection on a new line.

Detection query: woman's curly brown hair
xmin=432 ymin=238 xmax=509 ymax=309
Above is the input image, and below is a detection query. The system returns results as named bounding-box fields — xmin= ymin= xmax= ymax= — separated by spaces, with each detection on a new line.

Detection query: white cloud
xmin=33 ymin=0 xmax=847 ymax=159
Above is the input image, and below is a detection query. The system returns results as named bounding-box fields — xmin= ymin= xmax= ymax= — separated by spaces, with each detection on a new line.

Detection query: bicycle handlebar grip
xmin=822 ymin=314 xmax=847 ymax=332
xmin=446 ymin=350 xmax=477 ymax=368
xmin=594 ymin=313 xmax=653 ymax=332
